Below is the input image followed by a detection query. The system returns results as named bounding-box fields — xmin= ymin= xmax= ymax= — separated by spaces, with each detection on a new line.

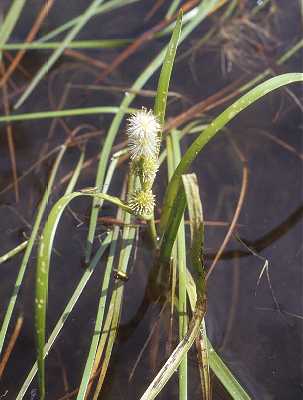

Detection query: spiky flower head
xmin=128 ymin=189 xmax=155 ymax=216
xmin=127 ymin=107 xmax=161 ymax=160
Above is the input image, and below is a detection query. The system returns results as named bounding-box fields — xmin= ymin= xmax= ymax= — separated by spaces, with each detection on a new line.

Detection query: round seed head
xmin=128 ymin=189 xmax=155 ymax=216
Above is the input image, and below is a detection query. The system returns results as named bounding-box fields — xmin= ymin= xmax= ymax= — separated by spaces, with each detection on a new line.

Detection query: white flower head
xmin=127 ymin=107 xmax=161 ymax=160
xmin=128 ymin=189 xmax=155 ymax=216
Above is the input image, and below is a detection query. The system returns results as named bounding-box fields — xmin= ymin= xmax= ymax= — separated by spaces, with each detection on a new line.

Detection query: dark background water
xmin=0 ymin=1 xmax=302 ymax=399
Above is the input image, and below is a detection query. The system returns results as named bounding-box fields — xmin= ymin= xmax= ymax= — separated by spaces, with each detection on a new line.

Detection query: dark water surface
xmin=0 ymin=1 xmax=302 ymax=399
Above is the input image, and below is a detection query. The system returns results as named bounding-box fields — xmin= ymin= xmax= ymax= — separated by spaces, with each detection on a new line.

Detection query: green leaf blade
xmin=160 ymin=73 xmax=303 ymax=233
xmin=154 ymin=10 xmax=183 ymax=128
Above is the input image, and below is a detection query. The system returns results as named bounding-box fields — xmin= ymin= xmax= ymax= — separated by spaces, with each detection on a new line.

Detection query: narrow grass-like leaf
xmin=64 ymin=150 xmax=85 ymax=195
xmin=206 ymin=338 xmax=251 ymax=400
xmin=14 ymin=0 xmax=105 ymax=109
xmin=159 ymin=74 xmax=303 ymax=262
xmin=166 ymin=0 xmax=182 ymax=19
xmin=171 ymin=132 xmax=188 ymax=400
xmin=146 ymin=9 xmax=182 ymax=245
xmin=181 ymin=174 xmax=204 ymax=277
xmin=0 ymin=0 xmax=26 ymax=60
xmin=0 ymin=39 xmax=131 ymax=51
xmin=0 ymin=145 xmax=66 ymax=355
xmin=197 ymin=320 xmax=211 ymax=400
xmin=0 ymin=106 xmax=135 ymax=123
xmin=165 ymin=132 xmax=178 ymax=334
xmin=160 ymin=73 xmax=303 ymax=234
xmin=154 ymin=10 xmax=182 ymax=129
xmin=159 ymin=187 xmax=186 ymax=264
xmin=0 ymin=240 xmax=28 ymax=265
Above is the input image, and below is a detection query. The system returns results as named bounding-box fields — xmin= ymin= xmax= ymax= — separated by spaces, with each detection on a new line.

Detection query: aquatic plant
xmin=0 ymin=1 xmax=302 ymax=400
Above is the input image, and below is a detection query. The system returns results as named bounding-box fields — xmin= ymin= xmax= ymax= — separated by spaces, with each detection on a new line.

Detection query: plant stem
xmin=147 ymin=216 xmax=158 ymax=247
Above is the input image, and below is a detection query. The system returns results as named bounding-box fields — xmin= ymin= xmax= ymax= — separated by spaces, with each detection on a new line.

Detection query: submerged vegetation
xmin=0 ymin=1 xmax=302 ymax=399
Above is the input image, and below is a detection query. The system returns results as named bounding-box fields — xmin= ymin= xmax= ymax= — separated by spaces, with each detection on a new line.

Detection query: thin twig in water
xmin=255 ymin=129 xmax=303 ymax=161
xmin=0 ymin=316 xmax=23 ymax=378
xmin=234 ymin=235 xmax=281 ymax=315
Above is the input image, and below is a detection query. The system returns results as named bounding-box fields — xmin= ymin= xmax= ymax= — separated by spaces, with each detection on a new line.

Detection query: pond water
xmin=0 ymin=1 xmax=302 ymax=399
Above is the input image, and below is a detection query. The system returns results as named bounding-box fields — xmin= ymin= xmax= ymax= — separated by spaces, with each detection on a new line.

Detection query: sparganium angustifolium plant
xmin=126 ymin=107 xmax=160 ymax=216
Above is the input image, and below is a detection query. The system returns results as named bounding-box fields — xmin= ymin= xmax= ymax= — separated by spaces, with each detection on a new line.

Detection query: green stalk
xmin=166 ymin=132 xmax=178 ymax=334
xmin=171 ymin=132 xmax=188 ymax=400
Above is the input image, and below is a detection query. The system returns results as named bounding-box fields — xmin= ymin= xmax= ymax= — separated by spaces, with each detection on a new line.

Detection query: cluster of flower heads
xmin=126 ymin=107 xmax=160 ymax=216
